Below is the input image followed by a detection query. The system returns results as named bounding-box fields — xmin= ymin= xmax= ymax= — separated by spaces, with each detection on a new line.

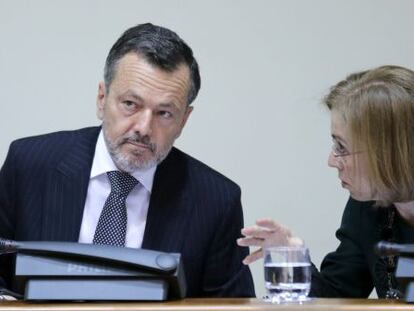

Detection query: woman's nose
xmin=328 ymin=151 xmax=344 ymax=170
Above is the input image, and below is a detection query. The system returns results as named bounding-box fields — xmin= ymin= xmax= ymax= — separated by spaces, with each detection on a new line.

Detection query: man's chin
xmin=113 ymin=145 xmax=173 ymax=172
xmin=111 ymin=152 xmax=157 ymax=172
xmin=126 ymin=156 xmax=158 ymax=171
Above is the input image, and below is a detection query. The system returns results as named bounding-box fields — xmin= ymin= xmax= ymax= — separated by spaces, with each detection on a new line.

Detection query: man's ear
xmin=96 ymin=82 xmax=106 ymax=120
xmin=176 ymin=106 xmax=194 ymax=138
xmin=182 ymin=106 xmax=193 ymax=128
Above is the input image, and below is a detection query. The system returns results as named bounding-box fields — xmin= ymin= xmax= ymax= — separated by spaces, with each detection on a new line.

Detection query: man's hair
xmin=104 ymin=23 xmax=200 ymax=105
xmin=324 ymin=65 xmax=414 ymax=206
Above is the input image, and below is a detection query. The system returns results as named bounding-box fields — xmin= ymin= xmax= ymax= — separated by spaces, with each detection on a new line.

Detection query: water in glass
xmin=264 ymin=246 xmax=311 ymax=303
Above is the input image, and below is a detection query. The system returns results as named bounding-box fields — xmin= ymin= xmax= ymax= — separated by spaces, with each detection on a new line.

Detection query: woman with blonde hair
xmin=238 ymin=65 xmax=414 ymax=298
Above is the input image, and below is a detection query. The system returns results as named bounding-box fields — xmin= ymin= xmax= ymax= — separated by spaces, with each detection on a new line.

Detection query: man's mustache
xmin=120 ymin=133 xmax=156 ymax=152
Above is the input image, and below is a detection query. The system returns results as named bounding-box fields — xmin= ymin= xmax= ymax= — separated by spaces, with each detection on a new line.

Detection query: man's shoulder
xmin=164 ymin=147 xmax=241 ymax=192
xmin=10 ymin=127 xmax=100 ymax=148
xmin=7 ymin=127 xmax=100 ymax=168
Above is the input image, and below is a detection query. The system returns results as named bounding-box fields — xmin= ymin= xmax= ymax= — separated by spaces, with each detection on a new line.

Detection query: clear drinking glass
xmin=264 ymin=246 xmax=311 ymax=303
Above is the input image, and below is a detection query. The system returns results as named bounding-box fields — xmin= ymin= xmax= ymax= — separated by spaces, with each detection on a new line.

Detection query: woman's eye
xmin=334 ymin=141 xmax=348 ymax=156
xmin=337 ymin=143 xmax=346 ymax=152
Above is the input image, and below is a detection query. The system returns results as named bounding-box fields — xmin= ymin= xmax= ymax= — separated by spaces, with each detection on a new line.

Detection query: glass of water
xmin=264 ymin=246 xmax=311 ymax=303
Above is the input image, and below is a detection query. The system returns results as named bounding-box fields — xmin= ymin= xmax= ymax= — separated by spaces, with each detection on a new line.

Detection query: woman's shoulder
xmin=341 ymin=197 xmax=390 ymax=237
xmin=343 ymin=197 xmax=386 ymax=219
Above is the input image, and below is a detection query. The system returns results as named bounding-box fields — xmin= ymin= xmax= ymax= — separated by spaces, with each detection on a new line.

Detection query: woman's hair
xmin=324 ymin=65 xmax=414 ymax=206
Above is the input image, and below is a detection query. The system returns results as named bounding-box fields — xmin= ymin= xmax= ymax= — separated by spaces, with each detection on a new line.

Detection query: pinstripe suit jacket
xmin=0 ymin=126 xmax=255 ymax=297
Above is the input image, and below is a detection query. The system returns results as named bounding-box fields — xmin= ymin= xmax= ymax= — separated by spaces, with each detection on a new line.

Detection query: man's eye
xmin=158 ymin=111 xmax=173 ymax=118
xmin=123 ymin=101 xmax=135 ymax=107
xmin=121 ymin=101 xmax=138 ymax=111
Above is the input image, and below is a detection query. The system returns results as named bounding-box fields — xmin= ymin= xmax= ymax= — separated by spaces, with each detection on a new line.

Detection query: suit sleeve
xmin=309 ymin=198 xmax=373 ymax=297
xmin=0 ymin=142 xmax=18 ymax=288
xmin=201 ymin=185 xmax=255 ymax=297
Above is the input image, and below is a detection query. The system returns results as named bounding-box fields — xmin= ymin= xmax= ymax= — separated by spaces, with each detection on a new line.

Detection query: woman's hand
xmin=237 ymin=218 xmax=304 ymax=265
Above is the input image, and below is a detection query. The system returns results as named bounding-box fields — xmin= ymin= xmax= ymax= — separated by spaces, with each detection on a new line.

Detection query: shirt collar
xmin=90 ymin=130 xmax=156 ymax=193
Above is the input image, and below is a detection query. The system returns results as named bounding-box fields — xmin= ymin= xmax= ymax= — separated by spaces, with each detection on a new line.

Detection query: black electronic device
xmin=0 ymin=238 xmax=186 ymax=301
xmin=376 ymin=241 xmax=414 ymax=302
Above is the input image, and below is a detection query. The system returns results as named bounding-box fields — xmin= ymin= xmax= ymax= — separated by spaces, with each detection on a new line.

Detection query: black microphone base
xmin=13 ymin=251 xmax=185 ymax=301
xmin=405 ymin=283 xmax=414 ymax=303
xmin=396 ymin=256 xmax=414 ymax=302
xmin=24 ymin=279 xmax=167 ymax=301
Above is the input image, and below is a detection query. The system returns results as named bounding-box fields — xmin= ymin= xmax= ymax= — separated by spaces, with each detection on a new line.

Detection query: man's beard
xmin=102 ymin=125 xmax=174 ymax=173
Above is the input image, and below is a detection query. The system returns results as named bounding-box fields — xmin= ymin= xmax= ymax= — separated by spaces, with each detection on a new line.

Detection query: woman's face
xmin=327 ymin=110 xmax=377 ymax=201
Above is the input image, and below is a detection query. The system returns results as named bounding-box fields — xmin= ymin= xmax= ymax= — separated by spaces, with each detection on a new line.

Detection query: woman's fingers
xmin=239 ymin=219 xmax=305 ymax=265
xmin=290 ymin=236 xmax=305 ymax=246
xmin=255 ymin=218 xmax=279 ymax=229
xmin=241 ymin=220 xmax=293 ymax=248
xmin=241 ymin=226 xmax=278 ymax=240
xmin=242 ymin=248 xmax=264 ymax=265
xmin=237 ymin=237 xmax=265 ymax=247
xmin=256 ymin=219 xmax=292 ymax=237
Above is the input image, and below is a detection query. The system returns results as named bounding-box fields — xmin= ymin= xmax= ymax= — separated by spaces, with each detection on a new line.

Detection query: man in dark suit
xmin=0 ymin=23 xmax=254 ymax=297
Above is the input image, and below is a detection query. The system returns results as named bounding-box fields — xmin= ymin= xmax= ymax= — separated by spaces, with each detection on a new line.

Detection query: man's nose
xmin=132 ymin=110 xmax=153 ymax=137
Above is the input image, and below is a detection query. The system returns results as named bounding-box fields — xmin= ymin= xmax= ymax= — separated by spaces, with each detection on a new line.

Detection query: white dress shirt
xmin=78 ymin=130 xmax=156 ymax=248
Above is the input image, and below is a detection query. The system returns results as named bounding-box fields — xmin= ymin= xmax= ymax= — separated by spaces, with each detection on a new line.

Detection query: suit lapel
xmin=40 ymin=133 xmax=190 ymax=248
xmin=142 ymin=148 xmax=191 ymax=252
xmin=41 ymin=127 xmax=100 ymax=242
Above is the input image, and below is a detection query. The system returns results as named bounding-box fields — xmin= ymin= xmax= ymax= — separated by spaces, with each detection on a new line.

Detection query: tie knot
xmin=107 ymin=171 xmax=138 ymax=197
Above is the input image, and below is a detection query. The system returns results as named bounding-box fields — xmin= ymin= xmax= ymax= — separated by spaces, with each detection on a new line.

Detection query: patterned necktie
xmin=93 ymin=171 xmax=138 ymax=246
